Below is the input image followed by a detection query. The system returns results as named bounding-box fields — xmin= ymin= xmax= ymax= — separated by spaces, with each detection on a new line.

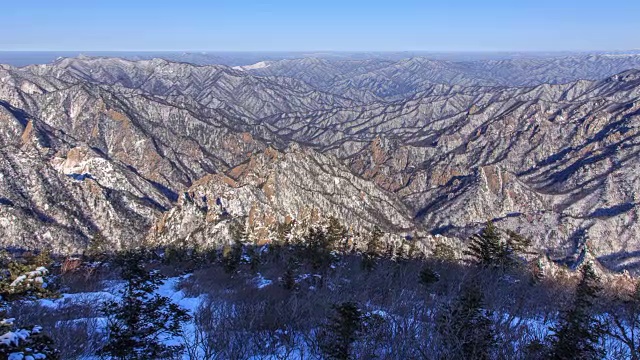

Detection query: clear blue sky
xmin=2 ymin=0 xmax=638 ymax=51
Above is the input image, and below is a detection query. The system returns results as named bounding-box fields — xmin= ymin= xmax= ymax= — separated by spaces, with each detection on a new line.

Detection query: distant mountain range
xmin=1 ymin=53 xmax=640 ymax=271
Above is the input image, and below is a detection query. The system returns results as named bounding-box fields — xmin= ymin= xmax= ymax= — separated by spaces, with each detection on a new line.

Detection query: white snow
xmin=9 ymin=267 xmax=49 ymax=288
xmin=253 ymin=273 xmax=273 ymax=289
xmin=38 ymin=291 xmax=118 ymax=308
xmin=232 ymin=61 xmax=271 ymax=71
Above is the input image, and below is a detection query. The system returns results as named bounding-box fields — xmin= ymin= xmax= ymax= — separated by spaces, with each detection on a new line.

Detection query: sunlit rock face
xmin=147 ymin=145 xmax=418 ymax=248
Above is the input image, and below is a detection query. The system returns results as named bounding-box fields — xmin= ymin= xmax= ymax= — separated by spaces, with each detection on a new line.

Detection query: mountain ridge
xmin=1 ymin=55 xmax=640 ymax=270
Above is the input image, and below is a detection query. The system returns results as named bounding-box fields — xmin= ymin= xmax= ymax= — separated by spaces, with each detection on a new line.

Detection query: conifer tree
xmin=222 ymin=240 xmax=243 ymax=274
xmin=419 ymin=265 xmax=440 ymax=287
xmin=326 ymin=216 xmax=349 ymax=252
xmin=408 ymin=236 xmax=423 ymax=260
xmin=437 ymin=286 xmax=495 ymax=360
xmin=223 ymin=220 xmax=247 ymax=274
xmin=0 ymin=252 xmax=59 ymax=359
xmin=274 ymin=221 xmax=295 ymax=246
xmin=433 ymin=242 xmax=456 ymax=262
xmin=247 ymin=246 xmax=261 ymax=273
xmin=305 ymin=227 xmax=334 ymax=272
xmin=466 ymin=221 xmax=503 ymax=267
xmin=547 ymin=263 xmax=604 ymax=360
xmin=281 ymin=256 xmax=300 ymax=291
xmin=361 ymin=226 xmax=384 ymax=272
xmin=100 ymin=250 xmax=191 ymax=359
xmin=465 ymin=221 xmax=530 ymax=270
xmin=319 ymin=302 xmax=364 ymax=360
xmin=505 ymin=229 xmax=532 ymax=256
xmin=86 ymin=232 xmax=110 ymax=261
xmin=0 ymin=317 xmax=59 ymax=360
xmin=0 ymin=251 xmax=57 ymax=301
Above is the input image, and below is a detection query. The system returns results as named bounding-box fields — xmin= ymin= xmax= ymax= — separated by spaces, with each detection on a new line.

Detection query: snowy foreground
xmin=36 ymin=275 xmax=203 ymax=359
xmin=32 ymin=274 xmax=316 ymax=359
xmin=26 ymin=273 xmax=544 ymax=360
xmin=5 ymin=257 xmax=635 ymax=360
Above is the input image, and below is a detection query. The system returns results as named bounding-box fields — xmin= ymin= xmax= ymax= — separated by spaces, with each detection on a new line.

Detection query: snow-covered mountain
xmin=1 ymin=54 xmax=640 ymax=270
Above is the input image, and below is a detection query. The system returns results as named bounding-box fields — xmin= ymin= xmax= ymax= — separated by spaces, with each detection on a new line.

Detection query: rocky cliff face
xmin=147 ymin=145 xmax=418 ymax=247
xmin=1 ymin=56 xmax=640 ymax=270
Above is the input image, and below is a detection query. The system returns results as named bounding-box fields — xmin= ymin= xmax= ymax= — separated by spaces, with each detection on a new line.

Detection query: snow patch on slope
xmin=233 ymin=61 xmax=271 ymax=71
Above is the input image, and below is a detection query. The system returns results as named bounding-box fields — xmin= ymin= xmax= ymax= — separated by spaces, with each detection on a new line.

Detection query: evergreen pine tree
xmin=547 ymin=263 xmax=604 ymax=360
xmin=0 ymin=251 xmax=57 ymax=301
xmin=222 ymin=240 xmax=243 ymax=274
xmin=86 ymin=232 xmax=110 ymax=261
xmin=465 ymin=221 xmax=530 ymax=270
xmin=437 ymin=286 xmax=496 ymax=360
xmin=281 ymin=256 xmax=299 ymax=291
xmin=223 ymin=221 xmax=247 ymax=274
xmin=305 ymin=227 xmax=334 ymax=272
xmin=319 ymin=302 xmax=364 ymax=360
xmin=0 ymin=317 xmax=59 ymax=360
xmin=326 ymin=216 xmax=348 ymax=252
xmin=247 ymin=246 xmax=261 ymax=273
xmin=361 ymin=226 xmax=384 ymax=272
xmin=304 ymin=227 xmax=334 ymax=288
xmin=419 ymin=265 xmax=440 ymax=287
xmin=505 ymin=229 xmax=532 ymax=256
xmin=274 ymin=221 xmax=295 ymax=246
xmin=100 ymin=250 xmax=191 ymax=360
xmin=433 ymin=242 xmax=456 ymax=262
xmin=465 ymin=221 xmax=503 ymax=267
xmin=0 ymin=253 xmax=59 ymax=359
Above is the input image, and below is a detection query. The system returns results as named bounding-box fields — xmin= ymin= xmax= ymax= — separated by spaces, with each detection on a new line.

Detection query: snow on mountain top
xmin=233 ymin=61 xmax=271 ymax=71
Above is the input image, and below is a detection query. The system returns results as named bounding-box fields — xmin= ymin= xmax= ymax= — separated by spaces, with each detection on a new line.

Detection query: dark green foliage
xmin=505 ymin=229 xmax=532 ymax=255
xmin=433 ymin=242 xmax=456 ymax=262
xmin=191 ymin=245 xmax=217 ymax=268
xmin=163 ymin=244 xmax=189 ymax=265
xmin=466 ymin=221 xmax=503 ymax=266
xmin=274 ymin=221 xmax=295 ymax=246
xmin=326 ymin=216 xmax=349 ymax=252
xmin=100 ymin=250 xmax=191 ymax=360
xmin=222 ymin=239 xmax=244 ymax=275
xmin=305 ymin=227 xmax=334 ymax=273
xmin=407 ymin=237 xmax=423 ymax=260
xmin=0 ymin=317 xmax=60 ymax=360
xmin=547 ymin=263 xmax=604 ymax=360
xmin=531 ymin=258 xmax=546 ymax=284
xmin=281 ymin=257 xmax=300 ymax=291
xmin=247 ymin=246 xmax=261 ymax=273
xmin=319 ymin=302 xmax=364 ymax=360
xmin=419 ymin=265 xmax=440 ymax=287
xmin=230 ymin=220 xmax=250 ymax=244
xmin=0 ymin=252 xmax=59 ymax=359
xmin=361 ymin=226 xmax=384 ymax=272
xmin=86 ymin=233 xmax=110 ymax=261
xmin=437 ymin=286 xmax=496 ymax=360
xmin=222 ymin=220 xmax=248 ymax=274
xmin=465 ymin=221 xmax=530 ymax=270
xmin=524 ymin=338 xmax=548 ymax=360
xmin=0 ymin=251 xmax=58 ymax=302
xmin=161 ymin=243 xmax=217 ymax=271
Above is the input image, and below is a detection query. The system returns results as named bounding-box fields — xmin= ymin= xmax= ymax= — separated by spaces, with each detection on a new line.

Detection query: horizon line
xmin=1 ymin=49 xmax=640 ymax=53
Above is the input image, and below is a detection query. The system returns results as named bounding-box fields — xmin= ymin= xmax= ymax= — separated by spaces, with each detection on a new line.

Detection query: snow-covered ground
xmin=30 ymin=274 xmax=205 ymax=359
xmin=15 ymin=272 xmax=632 ymax=359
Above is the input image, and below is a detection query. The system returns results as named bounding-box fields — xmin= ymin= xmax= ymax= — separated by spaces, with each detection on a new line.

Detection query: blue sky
xmin=1 ymin=0 xmax=638 ymax=51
